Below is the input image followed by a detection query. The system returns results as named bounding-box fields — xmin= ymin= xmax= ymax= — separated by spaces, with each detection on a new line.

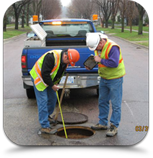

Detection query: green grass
xmin=3 ymin=26 xmax=31 ymax=39
xmin=115 ymin=25 xmax=149 ymax=32
xmin=97 ymin=26 xmax=149 ymax=47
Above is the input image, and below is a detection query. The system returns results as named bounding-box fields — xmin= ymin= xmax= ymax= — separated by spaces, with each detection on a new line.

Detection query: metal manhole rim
xmin=55 ymin=112 xmax=88 ymax=124
xmin=56 ymin=125 xmax=95 ymax=140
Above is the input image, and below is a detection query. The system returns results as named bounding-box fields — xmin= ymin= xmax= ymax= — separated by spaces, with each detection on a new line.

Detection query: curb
xmin=3 ymin=33 xmax=26 ymax=43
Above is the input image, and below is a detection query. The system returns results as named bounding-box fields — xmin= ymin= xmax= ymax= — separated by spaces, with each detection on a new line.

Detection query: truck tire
xmin=26 ymin=89 xmax=35 ymax=99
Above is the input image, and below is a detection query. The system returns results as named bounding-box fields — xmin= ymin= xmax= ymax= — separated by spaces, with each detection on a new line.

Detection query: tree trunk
xmin=130 ymin=23 xmax=132 ymax=33
xmin=26 ymin=3 xmax=29 ymax=26
xmin=129 ymin=18 xmax=132 ymax=33
xmin=121 ymin=18 xmax=124 ymax=32
xmin=15 ymin=16 xmax=19 ymax=30
xmin=21 ymin=15 xmax=24 ymax=28
xmin=21 ymin=6 xmax=25 ymax=28
xmin=112 ymin=17 xmax=115 ymax=29
xmin=3 ymin=14 xmax=7 ymax=32
xmin=138 ymin=14 xmax=143 ymax=35
xmin=135 ymin=3 xmax=145 ymax=35
xmin=105 ymin=20 xmax=108 ymax=28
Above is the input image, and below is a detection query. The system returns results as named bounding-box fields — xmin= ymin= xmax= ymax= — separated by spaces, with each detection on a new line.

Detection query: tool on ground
xmin=56 ymin=90 xmax=68 ymax=139
xmin=54 ymin=73 xmax=69 ymax=124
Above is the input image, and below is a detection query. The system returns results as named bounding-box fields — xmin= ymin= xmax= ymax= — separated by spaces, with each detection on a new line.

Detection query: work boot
xmin=91 ymin=123 xmax=107 ymax=130
xmin=106 ymin=124 xmax=118 ymax=137
xmin=41 ymin=127 xmax=57 ymax=134
xmin=48 ymin=116 xmax=56 ymax=124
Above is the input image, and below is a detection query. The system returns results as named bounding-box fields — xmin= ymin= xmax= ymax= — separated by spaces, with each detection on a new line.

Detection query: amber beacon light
xmin=33 ymin=15 xmax=38 ymax=22
xmin=92 ymin=14 xmax=98 ymax=21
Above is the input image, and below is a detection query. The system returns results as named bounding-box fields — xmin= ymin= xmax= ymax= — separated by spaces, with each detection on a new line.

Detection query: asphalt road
xmin=3 ymin=34 xmax=149 ymax=146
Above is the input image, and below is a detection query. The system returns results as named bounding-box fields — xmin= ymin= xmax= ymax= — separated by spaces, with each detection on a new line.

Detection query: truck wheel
xmin=26 ymin=89 xmax=35 ymax=99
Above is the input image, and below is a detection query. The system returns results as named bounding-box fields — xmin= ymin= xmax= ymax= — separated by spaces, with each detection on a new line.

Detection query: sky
xmin=61 ymin=0 xmax=71 ymax=6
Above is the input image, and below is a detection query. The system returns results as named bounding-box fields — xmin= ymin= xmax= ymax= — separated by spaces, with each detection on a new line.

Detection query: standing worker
xmin=86 ymin=33 xmax=126 ymax=137
xmin=30 ymin=49 xmax=80 ymax=134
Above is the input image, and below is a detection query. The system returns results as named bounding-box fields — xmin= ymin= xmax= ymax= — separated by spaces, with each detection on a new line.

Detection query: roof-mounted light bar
xmin=52 ymin=21 xmax=62 ymax=25
xmin=43 ymin=21 xmax=87 ymax=25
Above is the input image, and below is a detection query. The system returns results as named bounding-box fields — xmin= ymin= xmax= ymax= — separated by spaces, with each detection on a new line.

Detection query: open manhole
xmin=56 ymin=126 xmax=95 ymax=139
xmin=55 ymin=112 xmax=88 ymax=124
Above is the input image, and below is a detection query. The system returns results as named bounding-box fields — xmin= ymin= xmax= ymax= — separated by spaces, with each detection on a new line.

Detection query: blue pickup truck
xmin=21 ymin=19 xmax=100 ymax=98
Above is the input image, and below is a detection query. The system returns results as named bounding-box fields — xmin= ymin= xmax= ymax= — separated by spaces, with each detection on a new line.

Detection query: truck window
xmin=41 ymin=22 xmax=94 ymax=38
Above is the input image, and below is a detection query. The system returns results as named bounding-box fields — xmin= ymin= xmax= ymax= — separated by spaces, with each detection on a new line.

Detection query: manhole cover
xmin=55 ymin=112 xmax=88 ymax=124
xmin=56 ymin=126 xmax=95 ymax=139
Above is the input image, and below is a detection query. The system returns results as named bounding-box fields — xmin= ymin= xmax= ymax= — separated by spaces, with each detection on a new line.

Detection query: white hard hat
xmin=86 ymin=32 xmax=108 ymax=51
xmin=99 ymin=33 xmax=108 ymax=39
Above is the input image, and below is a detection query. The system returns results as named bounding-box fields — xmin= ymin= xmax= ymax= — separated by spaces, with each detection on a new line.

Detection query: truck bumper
xmin=22 ymin=76 xmax=33 ymax=88
xmin=59 ymin=73 xmax=100 ymax=89
xmin=22 ymin=73 xmax=100 ymax=89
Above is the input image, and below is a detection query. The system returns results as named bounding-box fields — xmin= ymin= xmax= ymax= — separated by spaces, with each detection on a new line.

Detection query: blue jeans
xmin=31 ymin=77 xmax=57 ymax=128
xmin=98 ymin=77 xmax=123 ymax=128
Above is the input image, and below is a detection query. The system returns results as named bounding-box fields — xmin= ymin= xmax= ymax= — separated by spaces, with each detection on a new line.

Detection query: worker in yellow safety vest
xmin=86 ymin=33 xmax=126 ymax=137
xmin=30 ymin=49 xmax=80 ymax=134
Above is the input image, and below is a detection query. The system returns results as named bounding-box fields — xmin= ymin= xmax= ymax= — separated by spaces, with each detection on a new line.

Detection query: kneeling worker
xmin=30 ymin=49 xmax=80 ymax=134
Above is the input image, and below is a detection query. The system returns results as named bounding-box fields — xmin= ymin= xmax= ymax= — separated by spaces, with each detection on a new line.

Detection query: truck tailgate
xmin=24 ymin=46 xmax=98 ymax=74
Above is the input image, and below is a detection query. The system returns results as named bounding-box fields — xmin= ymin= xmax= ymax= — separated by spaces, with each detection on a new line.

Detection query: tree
xmin=3 ymin=13 xmax=8 ymax=32
xmin=110 ymin=0 xmax=119 ymax=29
xmin=67 ymin=0 xmax=94 ymax=19
xmin=119 ymin=0 xmax=128 ymax=32
xmin=135 ymin=2 xmax=146 ymax=35
xmin=97 ymin=5 xmax=104 ymax=27
xmin=12 ymin=0 xmax=31 ymax=29
xmin=3 ymin=5 xmax=14 ymax=32
xmin=26 ymin=2 xmax=30 ymax=26
xmin=126 ymin=0 xmax=135 ymax=33
xmin=21 ymin=5 xmax=26 ymax=28
xmin=94 ymin=0 xmax=112 ymax=28
xmin=41 ymin=0 xmax=62 ymax=19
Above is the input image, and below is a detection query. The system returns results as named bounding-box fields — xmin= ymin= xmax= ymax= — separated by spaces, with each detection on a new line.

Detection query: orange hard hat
xmin=67 ymin=49 xmax=80 ymax=66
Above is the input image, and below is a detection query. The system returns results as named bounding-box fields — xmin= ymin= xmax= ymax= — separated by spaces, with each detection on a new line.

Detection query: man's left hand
xmin=94 ymin=55 xmax=101 ymax=63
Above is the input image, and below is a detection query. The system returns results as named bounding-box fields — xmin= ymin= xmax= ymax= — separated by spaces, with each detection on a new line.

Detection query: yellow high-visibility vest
xmin=95 ymin=39 xmax=126 ymax=79
xmin=30 ymin=50 xmax=63 ymax=91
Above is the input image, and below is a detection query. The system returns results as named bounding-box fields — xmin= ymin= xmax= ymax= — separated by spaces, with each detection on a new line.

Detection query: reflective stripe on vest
xmin=50 ymin=51 xmax=60 ymax=76
xmin=34 ymin=61 xmax=47 ymax=87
